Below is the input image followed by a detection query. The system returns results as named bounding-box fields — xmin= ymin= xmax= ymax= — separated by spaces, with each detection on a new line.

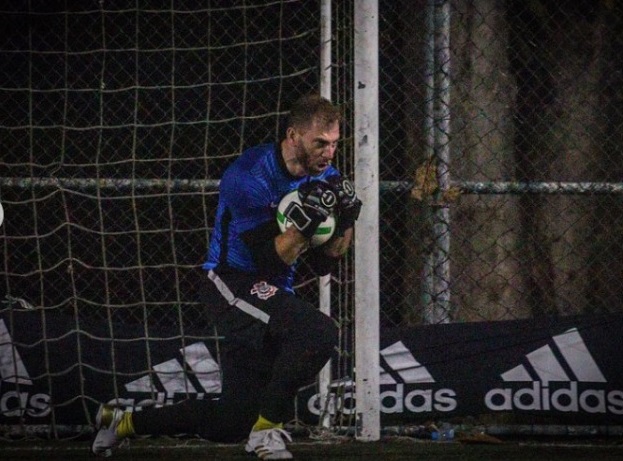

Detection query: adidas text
xmin=308 ymin=384 xmax=457 ymax=416
xmin=485 ymin=382 xmax=623 ymax=414
xmin=0 ymin=391 xmax=50 ymax=418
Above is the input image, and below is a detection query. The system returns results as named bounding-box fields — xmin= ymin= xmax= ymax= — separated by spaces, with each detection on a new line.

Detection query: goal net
xmin=0 ymin=0 xmax=357 ymax=437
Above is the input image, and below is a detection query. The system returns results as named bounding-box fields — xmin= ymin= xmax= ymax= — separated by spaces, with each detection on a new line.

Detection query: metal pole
xmin=429 ymin=0 xmax=452 ymax=324
xmin=354 ymin=0 xmax=380 ymax=441
xmin=421 ymin=0 xmax=436 ymax=319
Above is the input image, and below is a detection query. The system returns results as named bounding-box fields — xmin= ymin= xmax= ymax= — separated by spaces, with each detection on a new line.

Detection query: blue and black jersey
xmin=203 ymin=143 xmax=340 ymax=293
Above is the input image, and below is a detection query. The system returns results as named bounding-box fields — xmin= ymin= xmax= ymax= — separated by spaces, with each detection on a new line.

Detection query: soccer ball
xmin=276 ymin=190 xmax=336 ymax=247
xmin=0 ymin=202 xmax=3 ymax=227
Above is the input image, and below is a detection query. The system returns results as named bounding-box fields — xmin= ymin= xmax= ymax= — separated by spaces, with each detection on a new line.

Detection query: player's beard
xmin=291 ymin=134 xmax=331 ymax=176
xmin=300 ymin=146 xmax=329 ymax=176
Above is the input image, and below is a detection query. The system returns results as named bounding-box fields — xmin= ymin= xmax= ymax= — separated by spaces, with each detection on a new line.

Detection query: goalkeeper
xmin=92 ymin=94 xmax=362 ymax=459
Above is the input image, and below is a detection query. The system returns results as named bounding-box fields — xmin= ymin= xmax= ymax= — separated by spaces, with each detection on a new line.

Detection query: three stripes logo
xmin=379 ymin=340 xmax=436 ymax=385
xmin=0 ymin=319 xmax=50 ymax=417
xmin=485 ymin=328 xmax=623 ymax=414
xmin=501 ymin=327 xmax=605 ymax=383
xmin=124 ymin=342 xmax=222 ymax=404
xmin=0 ymin=319 xmax=32 ymax=386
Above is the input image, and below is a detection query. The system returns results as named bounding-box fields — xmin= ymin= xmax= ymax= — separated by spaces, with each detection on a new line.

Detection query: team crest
xmin=250 ymin=281 xmax=278 ymax=300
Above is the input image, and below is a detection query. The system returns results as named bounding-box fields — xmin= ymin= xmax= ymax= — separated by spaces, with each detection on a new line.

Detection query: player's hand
xmin=298 ymin=180 xmax=338 ymax=220
xmin=326 ymin=175 xmax=362 ymax=235
xmin=284 ymin=180 xmax=337 ymax=239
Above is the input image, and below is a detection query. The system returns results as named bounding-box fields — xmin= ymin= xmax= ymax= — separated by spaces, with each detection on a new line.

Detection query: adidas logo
xmin=500 ymin=328 xmax=606 ymax=383
xmin=124 ymin=342 xmax=222 ymax=399
xmin=0 ymin=319 xmax=50 ymax=417
xmin=380 ymin=340 xmax=435 ymax=384
xmin=307 ymin=340 xmax=457 ymax=417
xmin=0 ymin=319 xmax=32 ymax=386
xmin=485 ymin=328 xmax=623 ymax=414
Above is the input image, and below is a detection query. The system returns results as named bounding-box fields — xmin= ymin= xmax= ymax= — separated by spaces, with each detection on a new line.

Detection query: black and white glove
xmin=284 ymin=180 xmax=338 ymax=239
xmin=326 ymin=175 xmax=362 ymax=236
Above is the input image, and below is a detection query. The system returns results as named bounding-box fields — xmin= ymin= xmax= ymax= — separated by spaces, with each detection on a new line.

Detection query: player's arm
xmin=274 ymin=226 xmax=311 ymax=265
xmin=241 ymin=220 xmax=308 ymax=270
xmin=241 ymin=180 xmax=337 ymax=270
xmin=304 ymin=227 xmax=352 ymax=276
xmin=321 ymin=227 xmax=354 ymax=258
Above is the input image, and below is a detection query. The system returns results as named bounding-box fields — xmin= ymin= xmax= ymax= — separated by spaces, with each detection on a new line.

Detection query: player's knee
xmin=313 ymin=311 xmax=339 ymax=353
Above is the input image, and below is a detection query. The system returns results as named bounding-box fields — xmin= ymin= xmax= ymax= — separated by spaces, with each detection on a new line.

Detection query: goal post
xmin=353 ymin=0 xmax=381 ymax=442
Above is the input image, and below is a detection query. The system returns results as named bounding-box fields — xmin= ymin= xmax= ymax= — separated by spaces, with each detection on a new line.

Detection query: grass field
xmin=1 ymin=435 xmax=623 ymax=461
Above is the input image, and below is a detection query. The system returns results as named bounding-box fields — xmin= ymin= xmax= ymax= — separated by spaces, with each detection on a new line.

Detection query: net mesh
xmin=1 ymin=0 xmax=325 ymax=326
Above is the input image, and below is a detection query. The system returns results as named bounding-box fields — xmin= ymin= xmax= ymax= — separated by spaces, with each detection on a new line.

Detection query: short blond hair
xmin=286 ymin=94 xmax=342 ymax=131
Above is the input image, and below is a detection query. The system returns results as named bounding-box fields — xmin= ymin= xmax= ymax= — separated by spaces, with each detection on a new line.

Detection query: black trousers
xmin=133 ymin=269 xmax=338 ymax=443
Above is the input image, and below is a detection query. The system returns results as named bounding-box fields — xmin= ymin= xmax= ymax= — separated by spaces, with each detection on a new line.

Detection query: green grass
xmin=1 ymin=436 xmax=622 ymax=461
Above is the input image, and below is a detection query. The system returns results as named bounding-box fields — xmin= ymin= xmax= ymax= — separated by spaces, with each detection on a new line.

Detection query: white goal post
xmin=317 ymin=0 xmax=382 ymax=439
xmin=353 ymin=0 xmax=381 ymax=442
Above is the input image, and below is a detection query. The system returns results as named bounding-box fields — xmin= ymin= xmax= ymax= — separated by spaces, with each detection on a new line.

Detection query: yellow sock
xmin=115 ymin=412 xmax=136 ymax=438
xmin=252 ymin=414 xmax=283 ymax=432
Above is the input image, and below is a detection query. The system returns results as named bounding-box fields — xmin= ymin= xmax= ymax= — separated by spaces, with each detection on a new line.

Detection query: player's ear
xmin=285 ymin=127 xmax=297 ymax=143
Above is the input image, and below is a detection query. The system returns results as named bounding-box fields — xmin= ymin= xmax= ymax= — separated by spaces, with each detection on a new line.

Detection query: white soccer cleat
xmin=91 ymin=404 xmax=125 ymax=457
xmin=245 ymin=427 xmax=294 ymax=460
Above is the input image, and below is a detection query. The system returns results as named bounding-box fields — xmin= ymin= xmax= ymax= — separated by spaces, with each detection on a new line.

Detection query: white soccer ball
xmin=0 ymin=202 xmax=3 ymax=227
xmin=276 ymin=190 xmax=336 ymax=247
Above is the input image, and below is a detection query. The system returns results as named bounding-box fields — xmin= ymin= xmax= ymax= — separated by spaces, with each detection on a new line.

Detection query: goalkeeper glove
xmin=284 ymin=180 xmax=338 ymax=240
xmin=326 ymin=175 xmax=362 ymax=236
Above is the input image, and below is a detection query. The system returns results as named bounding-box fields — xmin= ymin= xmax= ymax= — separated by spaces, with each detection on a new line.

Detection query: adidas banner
xmin=1 ymin=309 xmax=622 ymax=426
xmin=0 ymin=309 xmax=222 ymax=425
xmin=301 ymin=314 xmax=623 ymax=425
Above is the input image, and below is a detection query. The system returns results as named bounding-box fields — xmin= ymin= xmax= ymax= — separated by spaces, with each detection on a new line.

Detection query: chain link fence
xmin=377 ymin=0 xmax=623 ymax=326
